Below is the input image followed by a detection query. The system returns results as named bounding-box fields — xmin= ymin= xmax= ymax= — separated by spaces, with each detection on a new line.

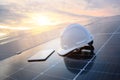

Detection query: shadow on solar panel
xmin=63 ymin=47 xmax=95 ymax=74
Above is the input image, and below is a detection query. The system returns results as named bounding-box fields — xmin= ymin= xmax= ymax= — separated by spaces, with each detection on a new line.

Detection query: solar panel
xmin=0 ymin=16 xmax=120 ymax=80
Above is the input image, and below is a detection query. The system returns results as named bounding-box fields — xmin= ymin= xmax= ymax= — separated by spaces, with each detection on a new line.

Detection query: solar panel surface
xmin=0 ymin=16 xmax=120 ymax=80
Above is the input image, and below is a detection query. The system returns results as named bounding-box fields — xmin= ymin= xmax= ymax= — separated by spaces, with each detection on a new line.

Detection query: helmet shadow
xmin=63 ymin=45 xmax=95 ymax=75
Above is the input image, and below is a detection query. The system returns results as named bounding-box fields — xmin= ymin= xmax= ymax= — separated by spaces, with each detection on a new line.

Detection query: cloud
xmin=0 ymin=4 xmax=27 ymax=25
xmin=85 ymin=0 xmax=120 ymax=9
xmin=0 ymin=0 xmax=120 ymax=27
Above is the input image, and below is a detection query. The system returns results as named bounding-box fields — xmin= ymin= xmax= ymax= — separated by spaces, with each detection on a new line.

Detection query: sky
xmin=0 ymin=0 xmax=120 ymax=31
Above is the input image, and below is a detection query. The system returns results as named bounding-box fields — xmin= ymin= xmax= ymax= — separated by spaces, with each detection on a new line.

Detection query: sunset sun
xmin=35 ymin=16 xmax=53 ymax=26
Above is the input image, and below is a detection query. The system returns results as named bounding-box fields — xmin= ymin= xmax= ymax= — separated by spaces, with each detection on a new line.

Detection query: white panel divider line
xmin=84 ymin=69 xmax=120 ymax=76
xmin=6 ymin=63 xmax=30 ymax=78
xmin=73 ymin=25 xmax=120 ymax=80
xmin=43 ymin=73 xmax=71 ymax=80
xmin=32 ymin=59 xmax=62 ymax=80
xmin=94 ymin=32 xmax=120 ymax=36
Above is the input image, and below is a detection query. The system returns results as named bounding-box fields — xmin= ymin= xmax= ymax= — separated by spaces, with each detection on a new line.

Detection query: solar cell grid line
xmin=4 ymin=63 xmax=31 ymax=79
xmin=42 ymin=73 xmax=72 ymax=80
xmin=94 ymin=32 xmax=120 ymax=36
xmin=32 ymin=59 xmax=62 ymax=80
xmin=73 ymin=25 xmax=120 ymax=80
xmin=7 ymin=76 xmax=17 ymax=80
xmin=84 ymin=69 xmax=120 ymax=76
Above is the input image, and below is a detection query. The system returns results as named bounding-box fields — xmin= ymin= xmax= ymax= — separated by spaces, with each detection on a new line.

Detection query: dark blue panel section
xmin=76 ymin=70 xmax=120 ymax=80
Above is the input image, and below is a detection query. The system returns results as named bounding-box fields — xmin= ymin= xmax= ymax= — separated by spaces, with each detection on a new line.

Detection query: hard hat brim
xmin=57 ymin=36 xmax=94 ymax=56
xmin=57 ymin=47 xmax=76 ymax=56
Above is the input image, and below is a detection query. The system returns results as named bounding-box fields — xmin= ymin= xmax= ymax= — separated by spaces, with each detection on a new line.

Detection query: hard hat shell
xmin=57 ymin=23 xmax=93 ymax=56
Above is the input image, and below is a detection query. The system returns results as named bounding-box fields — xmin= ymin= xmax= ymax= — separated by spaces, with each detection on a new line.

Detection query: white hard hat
xmin=57 ymin=23 xmax=93 ymax=56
